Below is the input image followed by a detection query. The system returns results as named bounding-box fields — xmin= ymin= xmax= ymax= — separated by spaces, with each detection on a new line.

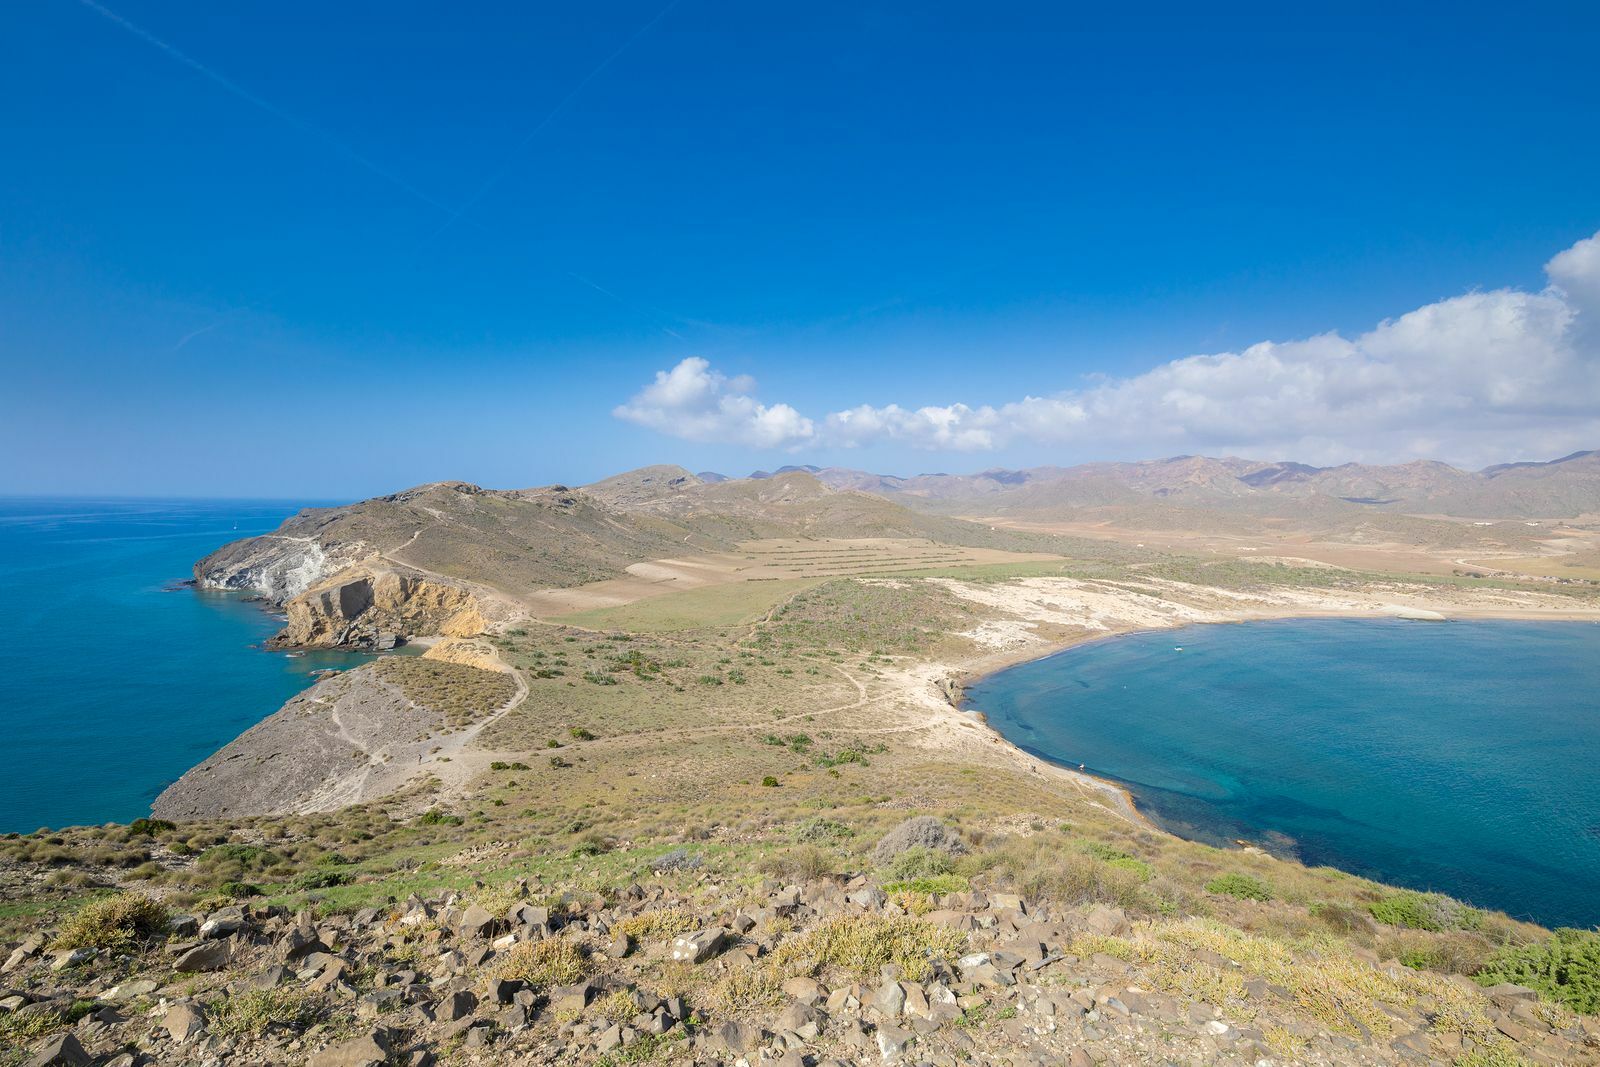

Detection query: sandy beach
xmin=904 ymin=574 xmax=1600 ymax=835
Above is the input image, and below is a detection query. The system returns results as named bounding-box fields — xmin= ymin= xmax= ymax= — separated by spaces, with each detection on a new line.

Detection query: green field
xmin=555 ymin=576 xmax=827 ymax=632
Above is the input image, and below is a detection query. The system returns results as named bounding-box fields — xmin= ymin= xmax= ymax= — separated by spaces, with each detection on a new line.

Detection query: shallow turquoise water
xmin=0 ymin=498 xmax=384 ymax=832
xmin=967 ymin=618 xmax=1600 ymax=930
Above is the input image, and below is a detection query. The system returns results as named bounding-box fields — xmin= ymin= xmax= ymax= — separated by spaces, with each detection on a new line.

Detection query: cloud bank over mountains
xmin=614 ymin=230 xmax=1600 ymax=467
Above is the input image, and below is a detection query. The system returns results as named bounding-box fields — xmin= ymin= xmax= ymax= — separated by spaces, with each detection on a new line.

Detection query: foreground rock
xmin=6 ymin=872 xmax=1595 ymax=1067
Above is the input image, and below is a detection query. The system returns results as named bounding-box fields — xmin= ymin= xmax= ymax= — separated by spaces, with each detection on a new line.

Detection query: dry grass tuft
xmin=714 ymin=962 xmax=786 ymax=1011
xmin=208 ymin=988 xmax=323 ymax=1035
xmin=52 ymin=892 xmax=169 ymax=952
xmin=594 ymin=989 xmax=641 ymax=1022
xmin=491 ymin=937 xmax=590 ymax=991
xmin=614 ymin=907 xmax=699 ymax=942
xmin=769 ymin=914 xmax=966 ymax=983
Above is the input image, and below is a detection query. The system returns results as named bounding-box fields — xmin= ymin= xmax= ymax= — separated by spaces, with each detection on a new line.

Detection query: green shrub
xmin=1452 ymin=1045 xmax=1538 ymax=1067
xmin=1369 ymin=891 xmax=1481 ymax=932
xmin=291 ymin=869 xmax=351 ymax=891
xmin=196 ymin=843 xmax=281 ymax=883
xmin=761 ymin=776 xmax=780 ymax=788
xmin=1475 ymin=928 xmax=1600 ymax=1014
xmin=128 ymin=818 xmax=176 ymax=837
xmin=571 ymin=832 xmax=611 ymax=857
xmin=886 ymin=846 xmax=955 ymax=881
xmin=815 ymin=748 xmax=869 ymax=768
xmin=1205 ymin=872 xmax=1273 ymax=902
xmin=1081 ymin=841 xmax=1133 ymax=862
xmin=0 ymin=1005 xmax=65 ymax=1044
xmin=53 ymin=892 xmax=170 ymax=952
xmin=218 ymin=881 xmax=262 ymax=899
xmin=1398 ymin=947 xmax=1433 ymax=970
xmin=415 ymin=810 xmax=464 ymax=827
xmin=793 ymin=817 xmax=854 ymax=843
xmin=882 ymin=874 xmax=969 ymax=896
xmin=570 ymin=727 xmax=597 ymax=741
xmin=1104 ymin=856 xmax=1153 ymax=881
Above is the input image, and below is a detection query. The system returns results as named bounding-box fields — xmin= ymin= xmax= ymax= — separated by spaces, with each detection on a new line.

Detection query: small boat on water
xmin=285 ymin=651 xmax=305 ymax=658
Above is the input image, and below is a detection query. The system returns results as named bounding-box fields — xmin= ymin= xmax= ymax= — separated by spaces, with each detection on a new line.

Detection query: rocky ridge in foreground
xmin=3 ymin=826 xmax=1595 ymax=1067
xmin=9 ymin=876 xmax=1587 ymax=1067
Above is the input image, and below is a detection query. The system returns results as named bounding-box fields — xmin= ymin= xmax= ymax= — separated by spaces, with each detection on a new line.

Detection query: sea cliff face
xmin=274 ymin=567 xmax=488 ymax=649
xmin=196 ymin=526 xmax=494 ymax=651
xmin=194 ymin=530 xmax=367 ymax=603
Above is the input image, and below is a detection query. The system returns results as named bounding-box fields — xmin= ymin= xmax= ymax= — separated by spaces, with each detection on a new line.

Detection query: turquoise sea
xmin=0 ymin=498 xmax=380 ymax=833
xmin=968 ymin=618 xmax=1600 ymax=930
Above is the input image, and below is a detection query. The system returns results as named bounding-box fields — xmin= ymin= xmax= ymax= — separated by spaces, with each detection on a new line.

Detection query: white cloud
xmin=614 ymin=231 xmax=1600 ymax=466
xmin=1548 ymin=232 xmax=1600 ymax=301
xmin=613 ymin=356 xmax=815 ymax=449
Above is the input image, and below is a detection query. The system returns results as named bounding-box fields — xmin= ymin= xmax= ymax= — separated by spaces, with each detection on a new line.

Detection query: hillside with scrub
xmin=5 ymin=473 xmax=1600 ymax=1065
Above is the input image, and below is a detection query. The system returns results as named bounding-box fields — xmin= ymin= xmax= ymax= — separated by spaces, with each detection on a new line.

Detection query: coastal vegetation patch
xmin=1476 ymin=928 xmax=1600 ymax=1013
xmin=1369 ymin=889 xmax=1483 ymax=932
xmin=1206 ymin=872 xmax=1275 ymax=902
xmin=376 ymin=656 xmax=516 ymax=729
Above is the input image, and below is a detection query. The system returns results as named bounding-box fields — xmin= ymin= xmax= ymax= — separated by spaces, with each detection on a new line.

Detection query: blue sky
xmin=3 ymin=2 xmax=1599 ymax=498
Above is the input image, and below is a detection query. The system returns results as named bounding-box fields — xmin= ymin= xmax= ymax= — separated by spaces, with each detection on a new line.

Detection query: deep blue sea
xmin=968 ymin=618 xmax=1600 ymax=930
xmin=0 ymin=498 xmax=380 ymax=833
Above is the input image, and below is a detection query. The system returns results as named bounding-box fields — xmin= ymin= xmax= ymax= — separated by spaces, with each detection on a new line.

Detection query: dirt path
xmin=382 ymin=525 xmax=429 ymax=566
xmin=418 ymin=664 xmax=531 ymax=796
xmin=293 ymin=651 xmax=531 ymax=814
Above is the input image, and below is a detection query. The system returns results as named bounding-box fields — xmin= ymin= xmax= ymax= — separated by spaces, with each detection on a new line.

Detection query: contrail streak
xmin=76 ymin=0 xmax=474 ymax=223
xmin=568 ymin=272 xmax=687 ymax=340
xmin=172 ymin=320 xmax=223 ymax=351
xmin=424 ymin=0 xmax=682 ymax=242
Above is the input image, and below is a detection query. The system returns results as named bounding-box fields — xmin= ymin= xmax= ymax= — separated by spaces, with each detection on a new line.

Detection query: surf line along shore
xmin=914 ymin=573 xmax=1600 ymax=837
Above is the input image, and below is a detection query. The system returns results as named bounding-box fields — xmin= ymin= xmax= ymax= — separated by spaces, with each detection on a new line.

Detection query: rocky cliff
xmin=272 ymin=566 xmax=489 ymax=650
xmin=193 ymin=529 xmax=368 ymax=604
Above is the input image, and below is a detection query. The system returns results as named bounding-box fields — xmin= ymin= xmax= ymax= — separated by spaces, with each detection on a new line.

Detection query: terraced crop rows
xmin=737 ymin=539 xmax=1006 ymax=577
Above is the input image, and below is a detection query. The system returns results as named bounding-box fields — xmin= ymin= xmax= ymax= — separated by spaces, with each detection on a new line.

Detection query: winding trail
xmin=383 ymin=526 xmax=429 ymax=565
xmin=295 ymin=649 xmax=531 ymax=813
xmin=413 ymin=660 xmax=532 ymax=801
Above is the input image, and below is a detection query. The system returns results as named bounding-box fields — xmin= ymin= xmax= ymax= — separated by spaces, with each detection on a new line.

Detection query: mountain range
xmin=714 ymin=449 xmax=1600 ymax=520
